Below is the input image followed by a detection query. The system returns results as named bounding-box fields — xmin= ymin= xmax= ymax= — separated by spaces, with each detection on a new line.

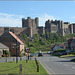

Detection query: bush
xmin=71 ymin=58 xmax=75 ymax=62
xmin=2 ymin=54 xmax=6 ymax=57
xmin=30 ymin=47 xmax=36 ymax=53
xmin=53 ymin=49 xmax=66 ymax=53
xmin=5 ymin=50 xmax=10 ymax=57
xmin=68 ymin=52 xmax=75 ymax=55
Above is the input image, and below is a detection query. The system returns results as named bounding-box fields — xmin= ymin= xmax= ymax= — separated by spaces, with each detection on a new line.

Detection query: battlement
xmin=64 ymin=22 xmax=70 ymax=25
xmin=22 ymin=17 xmax=39 ymax=28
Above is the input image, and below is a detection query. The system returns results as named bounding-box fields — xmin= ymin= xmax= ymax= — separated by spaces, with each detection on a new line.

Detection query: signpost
xmin=25 ymin=48 xmax=30 ymax=60
xmin=25 ymin=48 xmax=30 ymax=53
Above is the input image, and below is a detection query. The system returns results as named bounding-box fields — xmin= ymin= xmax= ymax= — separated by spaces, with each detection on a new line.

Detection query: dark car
xmin=38 ymin=53 xmax=43 ymax=57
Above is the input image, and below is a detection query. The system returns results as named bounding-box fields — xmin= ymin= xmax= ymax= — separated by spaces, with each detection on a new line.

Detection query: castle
xmin=0 ymin=17 xmax=75 ymax=38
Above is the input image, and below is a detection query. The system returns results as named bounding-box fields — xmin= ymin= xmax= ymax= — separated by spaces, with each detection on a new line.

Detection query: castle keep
xmin=45 ymin=20 xmax=71 ymax=36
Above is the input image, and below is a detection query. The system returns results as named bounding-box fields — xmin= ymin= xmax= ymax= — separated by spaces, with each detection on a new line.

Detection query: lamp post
xmin=16 ymin=40 xmax=18 ymax=63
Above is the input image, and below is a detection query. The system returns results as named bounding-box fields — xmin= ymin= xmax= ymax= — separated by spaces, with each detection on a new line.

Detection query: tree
xmin=23 ymin=34 xmax=28 ymax=46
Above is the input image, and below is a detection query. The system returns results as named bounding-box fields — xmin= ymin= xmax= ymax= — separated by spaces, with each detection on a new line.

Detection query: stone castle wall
xmin=0 ymin=27 xmax=28 ymax=36
xmin=0 ymin=17 xmax=74 ymax=38
xmin=45 ymin=20 xmax=71 ymax=36
xmin=69 ymin=24 xmax=75 ymax=34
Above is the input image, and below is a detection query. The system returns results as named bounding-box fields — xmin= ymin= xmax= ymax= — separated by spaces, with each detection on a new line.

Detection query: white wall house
xmin=53 ymin=44 xmax=64 ymax=51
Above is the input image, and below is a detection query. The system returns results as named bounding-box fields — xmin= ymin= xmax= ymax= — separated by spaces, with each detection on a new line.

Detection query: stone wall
xmin=45 ymin=19 xmax=71 ymax=36
xmin=38 ymin=26 xmax=45 ymax=36
xmin=69 ymin=24 xmax=75 ymax=34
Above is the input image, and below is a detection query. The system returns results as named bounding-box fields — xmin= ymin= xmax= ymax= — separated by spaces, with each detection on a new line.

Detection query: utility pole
xmin=16 ymin=40 xmax=18 ymax=63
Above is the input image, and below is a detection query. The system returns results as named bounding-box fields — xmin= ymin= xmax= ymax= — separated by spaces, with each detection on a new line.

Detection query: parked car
xmin=47 ymin=51 xmax=50 ymax=54
xmin=38 ymin=53 xmax=43 ymax=57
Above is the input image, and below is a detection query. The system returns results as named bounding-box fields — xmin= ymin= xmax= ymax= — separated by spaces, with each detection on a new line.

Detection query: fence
xmin=35 ymin=58 xmax=39 ymax=72
xmin=0 ymin=57 xmax=39 ymax=75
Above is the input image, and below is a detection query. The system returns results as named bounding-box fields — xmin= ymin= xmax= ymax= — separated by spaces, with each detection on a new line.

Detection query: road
xmin=37 ymin=54 xmax=75 ymax=75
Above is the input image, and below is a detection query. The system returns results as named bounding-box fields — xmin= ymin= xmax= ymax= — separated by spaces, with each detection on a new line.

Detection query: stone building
xmin=66 ymin=37 xmax=75 ymax=52
xmin=0 ymin=28 xmax=24 ymax=56
xmin=22 ymin=17 xmax=39 ymax=37
xmin=38 ymin=26 xmax=45 ymax=37
xmin=45 ymin=20 xmax=70 ymax=36
xmin=0 ymin=17 xmax=75 ymax=39
xmin=69 ymin=23 xmax=75 ymax=34
xmin=0 ymin=17 xmax=39 ymax=38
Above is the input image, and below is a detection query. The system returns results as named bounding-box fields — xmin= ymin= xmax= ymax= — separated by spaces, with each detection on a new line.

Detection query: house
xmin=0 ymin=28 xmax=25 ymax=56
xmin=0 ymin=43 xmax=9 ymax=56
xmin=52 ymin=43 xmax=66 ymax=51
xmin=66 ymin=38 xmax=72 ymax=50
xmin=66 ymin=37 xmax=75 ymax=52
xmin=70 ymin=37 xmax=75 ymax=52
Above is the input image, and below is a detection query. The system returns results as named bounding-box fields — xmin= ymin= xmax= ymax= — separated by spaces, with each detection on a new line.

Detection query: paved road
xmin=36 ymin=54 xmax=75 ymax=75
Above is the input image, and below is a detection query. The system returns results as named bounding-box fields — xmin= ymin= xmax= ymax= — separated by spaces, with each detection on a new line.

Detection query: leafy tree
xmin=23 ymin=34 xmax=28 ymax=46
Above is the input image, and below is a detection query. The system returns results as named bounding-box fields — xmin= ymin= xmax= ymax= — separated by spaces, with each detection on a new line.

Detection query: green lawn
xmin=60 ymin=54 xmax=75 ymax=58
xmin=0 ymin=60 xmax=48 ymax=75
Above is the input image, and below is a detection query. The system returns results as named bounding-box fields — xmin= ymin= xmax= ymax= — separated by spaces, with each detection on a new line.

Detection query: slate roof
xmin=9 ymin=31 xmax=24 ymax=44
xmin=0 ymin=43 xmax=9 ymax=49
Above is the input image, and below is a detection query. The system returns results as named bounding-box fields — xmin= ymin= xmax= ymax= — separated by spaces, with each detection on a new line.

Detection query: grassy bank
xmin=59 ymin=54 xmax=75 ymax=58
xmin=0 ymin=60 xmax=48 ymax=75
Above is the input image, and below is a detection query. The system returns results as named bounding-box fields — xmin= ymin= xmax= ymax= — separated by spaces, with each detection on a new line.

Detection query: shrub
xmin=5 ymin=50 xmax=10 ymax=57
xmin=53 ymin=49 xmax=66 ymax=53
xmin=71 ymin=58 xmax=75 ymax=62
xmin=30 ymin=47 xmax=36 ymax=53
xmin=2 ymin=54 xmax=6 ymax=57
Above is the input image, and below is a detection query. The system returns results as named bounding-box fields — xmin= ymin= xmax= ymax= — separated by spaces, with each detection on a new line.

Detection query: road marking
xmin=72 ymin=67 xmax=75 ymax=69
xmin=59 ymin=62 xmax=62 ymax=64
xmin=64 ymin=64 xmax=69 ymax=66
xmin=43 ymin=59 xmax=49 ymax=61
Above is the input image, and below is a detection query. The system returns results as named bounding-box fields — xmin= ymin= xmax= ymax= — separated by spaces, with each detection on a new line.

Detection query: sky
xmin=0 ymin=1 xmax=75 ymax=27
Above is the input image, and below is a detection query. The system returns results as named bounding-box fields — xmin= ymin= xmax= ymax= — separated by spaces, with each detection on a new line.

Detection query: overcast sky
xmin=0 ymin=1 xmax=75 ymax=27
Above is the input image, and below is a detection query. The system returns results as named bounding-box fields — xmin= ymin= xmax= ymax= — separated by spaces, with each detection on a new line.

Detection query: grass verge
xmin=0 ymin=60 xmax=48 ymax=75
xmin=59 ymin=54 xmax=75 ymax=58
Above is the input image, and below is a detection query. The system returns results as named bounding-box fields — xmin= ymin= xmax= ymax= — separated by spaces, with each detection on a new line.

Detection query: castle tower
xmin=22 ymin=18 xmax=25 ymax=27
xmin=71 ymin=24 xmax=73 ymax=34
xmin=27 ymin=27 xmax=32 ymax=37
xmin=27 ymin=17 xmax=32 ymax=27
xmin=61 ymin=21 xmax=65 ymax=36
xmin=35 ymin=17 xmax=39 ymax=28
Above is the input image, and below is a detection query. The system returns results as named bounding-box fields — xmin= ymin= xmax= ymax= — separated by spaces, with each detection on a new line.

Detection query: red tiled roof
xmin=9 ymin=31 xmax=24 ymax=44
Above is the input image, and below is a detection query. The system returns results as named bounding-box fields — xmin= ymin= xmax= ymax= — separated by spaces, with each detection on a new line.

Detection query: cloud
xmin=0 ymin=13 xmax=24 ymax=27
xmin=0 ymin=13 xmax=57 ymax=27
xmin=71 ymin=17 xmax=75 ymax=18
xmin=39 ymin=13 xmax=56 ymax=27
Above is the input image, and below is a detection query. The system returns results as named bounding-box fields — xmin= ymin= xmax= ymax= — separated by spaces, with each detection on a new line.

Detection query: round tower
xmin=27 ymin=17 xmax=31 ymax=27
xmin=22 ymin=18 xmax=25 ymax=27
xmin=35 ymin=17 xmax=39 ymax=28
